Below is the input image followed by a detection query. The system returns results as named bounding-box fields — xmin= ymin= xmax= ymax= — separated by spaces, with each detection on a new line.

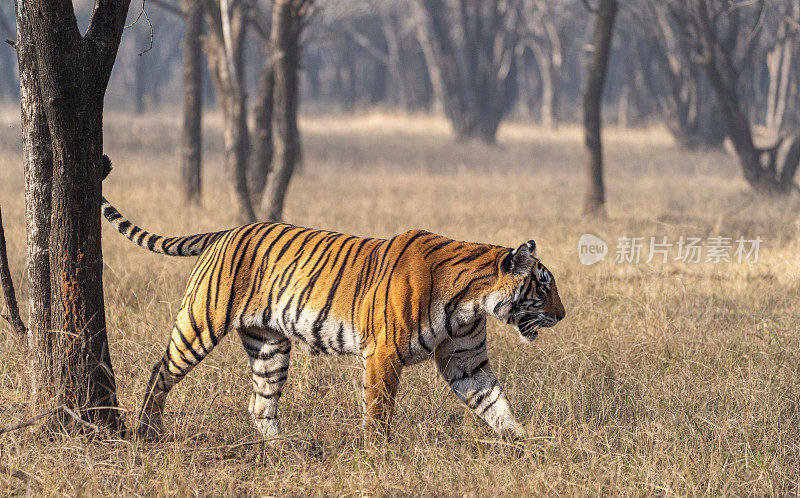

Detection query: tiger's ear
xmin=501 ymin=243 xmax=534 ymax=275
xmin=525 ymin=239 xmax=537 ymax=258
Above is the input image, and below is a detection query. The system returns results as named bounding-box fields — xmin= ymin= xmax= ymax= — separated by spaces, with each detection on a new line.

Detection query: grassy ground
xmin=1 ymin=109 xmax=799 ymax=495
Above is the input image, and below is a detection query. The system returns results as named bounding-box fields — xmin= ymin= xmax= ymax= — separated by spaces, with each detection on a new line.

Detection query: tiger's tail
xmin=101 ymin=155 xmax=229 ymax=257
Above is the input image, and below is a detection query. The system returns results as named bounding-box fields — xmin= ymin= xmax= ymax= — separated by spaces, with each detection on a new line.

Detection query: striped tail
xmin=101 ymin=198 xmax=228 ymax=256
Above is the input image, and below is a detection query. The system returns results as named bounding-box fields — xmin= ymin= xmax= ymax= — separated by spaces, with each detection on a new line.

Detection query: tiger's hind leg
xmin=238 ymin=328 xmax=291 ymax=439
xmin=138 ymin=320 xmax=220 ymax=439
xmin=362 ymin=348 xmax=403 ymax=444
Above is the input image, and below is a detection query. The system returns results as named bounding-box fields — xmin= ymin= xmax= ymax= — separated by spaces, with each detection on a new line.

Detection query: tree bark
xmin=21 ymin=0 xmax=130 ymax=432
xmin=15 ymin=0 xmax=54 ymax=404
xmin=583 ymin=0 xmax=617 ymax=217
xmin=262 ymin=0 xmax=308 ymax=221
xmin=181 ymin=0 xmax=203 ymax=206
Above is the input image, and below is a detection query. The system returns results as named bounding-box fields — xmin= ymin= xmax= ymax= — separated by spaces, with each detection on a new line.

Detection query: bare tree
xmin=413 ymin=0 xmax=523 ymax=143
xmin=627 ymin=2 xmax=724 ymax=148
xmin=247 ymin=1 xmax=276 ymax=204
xmin=261 ymin=0 xmax=314 ymax=221
xmin=182 ymin=0 xmax=204 ymax=205
xmin=202 ymin=0 xmax=257 ymax=223
xmin=759 ymin=1 xmax=800 ymax=135
xmin=583 ymin=0 xmax=617 ymax=217
xmin=669 ymin=0 xmax=800 ymax=194
xmin=249 ymin=51 xmax=275 ymax=204
xmin=521 ymin=0 xmax=576 ymax=127
xmin=12 ymin=0 xmax=130 ymax=431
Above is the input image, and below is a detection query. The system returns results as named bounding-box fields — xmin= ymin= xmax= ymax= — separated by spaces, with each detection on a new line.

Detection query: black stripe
xmin=175 ymin=235 xmax=194 ymax=255
xmin=450 ymin=247 xmax=491 ymax=266
xmin=174 ymin=327 xmax=204 ymax=363
xmin=254 ymin=391 xmax=282 ymax=400
xmin=470 ymin=359 xmax=489 ymax=376
xmin=423 ymin=239 xmax=454 ymax=257
xmin=221 ymin=224 xmax=270 ymax=333
xmin=453 ymin=335 xmax=486 ymax=355
xmin=442 ymin=275 xmax=490 ymax=336
xmin=478 ymin=391 xmax=500 ymax=415
xmin=187 ymin=306 xmax=211 ymax=353
xmin=470 ymin=379 xmax=498 ymax=410
xmin=105 ymin=210 xmax=123 ymax=221
xmin=376 ymin=231 xmax=430 ymax=363
xmin=237 ymin=225 xmax=290 ymax=316
xmin=252 ymin=369 xmax=289 ymax=381
xmin=308 ymin=236 xmax=358 ymax=352
xmin=243 ymin=341 xmax=291 ymax=361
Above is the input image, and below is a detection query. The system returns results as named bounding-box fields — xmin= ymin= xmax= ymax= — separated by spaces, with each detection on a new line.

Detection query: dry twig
xmin=0 ymin=404 xmax=101 ymax=436
xmin=0 ymin=205 xmax=26 ymax=337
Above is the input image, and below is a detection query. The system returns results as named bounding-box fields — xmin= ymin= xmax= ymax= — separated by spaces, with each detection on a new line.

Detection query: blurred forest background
xmin=1 ymin=0 xmax=800 ymax=148
xmin=1 ymin=0 xmax=800 ymax=495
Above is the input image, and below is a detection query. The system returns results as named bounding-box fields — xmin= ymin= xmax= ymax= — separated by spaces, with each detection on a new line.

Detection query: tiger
xmin=100 ymin=158 xmax=566 ymax=442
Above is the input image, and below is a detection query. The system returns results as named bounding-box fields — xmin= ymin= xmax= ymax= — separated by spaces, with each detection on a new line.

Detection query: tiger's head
xmin=490 ymin=240 xmax=565 ymax=341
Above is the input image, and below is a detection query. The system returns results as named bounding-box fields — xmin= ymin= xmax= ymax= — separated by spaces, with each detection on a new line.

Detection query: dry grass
xmin=1 ymin=108 xmax=799 ymax=495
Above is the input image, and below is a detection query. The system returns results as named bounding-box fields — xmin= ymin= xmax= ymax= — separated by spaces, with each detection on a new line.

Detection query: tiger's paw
xmin=253 ymin=416 xmax=283 ymax=445
xmin=498 ymin=421 xmax=528 ymax=442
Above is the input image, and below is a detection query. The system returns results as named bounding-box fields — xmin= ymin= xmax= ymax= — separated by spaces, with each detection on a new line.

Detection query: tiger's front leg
xmin=238 ymin=328 xmax=291 ymax=439
xmin=434 ymin=320 xmax=527 ymax=441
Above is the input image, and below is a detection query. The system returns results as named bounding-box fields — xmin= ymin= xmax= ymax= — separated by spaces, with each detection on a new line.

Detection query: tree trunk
xmin=667 ymin=1 xmax=800 ymax=194
xmin=15 ymin=0 xmax=54 ymax=404
xmin=262 ymin=0 xmax=305 ymax=221
xmin=415 ymin=21 xmax=445 ymax=114
xmin=381 ymin=12 xmax=408 ymax=110
xmin=20 ymin=0 xmax=130 ymax=432
xmin=414 ymin=0 xmax=520 ymax=144
xmin=249 ymin=60 xmax=275 ymax=204
xmin=583 ymin=0 xmax=617 ymax=217
xmin=202 ymin=0 xmax=256 ymax=224
xmin=181 ymin=0 xmax=203 ymax=206
xmin=532 ymin=43 xmax=556 ymax=128
xmin=699 ymin=32 xmax=796 ymax=193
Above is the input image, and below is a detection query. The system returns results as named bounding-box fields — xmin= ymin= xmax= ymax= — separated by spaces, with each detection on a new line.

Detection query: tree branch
xmin=0 ymin=206 xmax=26 ymax=338
xmin=332 ymin=24 xmax=390 ymax=66
xmin=0 ymin=404 xmax=100 ymax=436
xmin=86 ymin=0 xmax=134 ymax=48
xmin=250 ymin=14 xmax=270 ymax=42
